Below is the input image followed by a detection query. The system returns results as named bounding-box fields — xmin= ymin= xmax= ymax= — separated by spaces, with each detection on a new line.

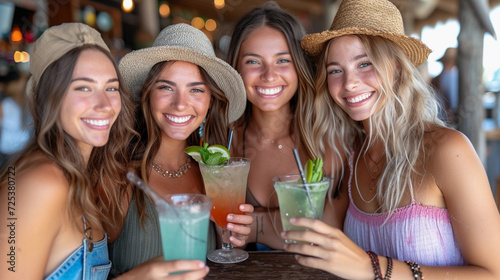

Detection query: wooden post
xmin=457 ymin=0 xmax=485 ymax=158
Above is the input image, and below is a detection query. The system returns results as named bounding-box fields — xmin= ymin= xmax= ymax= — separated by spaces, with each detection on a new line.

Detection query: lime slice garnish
xmin=206 ymin=144 xmax=230 ymax=160
xmin=184 ymin=144 xmax=230 ymax=165
xmin=184 ymin=146 xmax=203 ymax=163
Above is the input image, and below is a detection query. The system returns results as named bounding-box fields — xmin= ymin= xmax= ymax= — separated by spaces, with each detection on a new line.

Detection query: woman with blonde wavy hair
xmin=0 ymin=23 xmax=136 ymax=279
xmin=282 ymin=0 xmax=500 ymax=279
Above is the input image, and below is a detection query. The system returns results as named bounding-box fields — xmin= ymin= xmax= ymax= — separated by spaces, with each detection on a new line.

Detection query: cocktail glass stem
xmin=221 ymin=227 xmax=232 ymax=252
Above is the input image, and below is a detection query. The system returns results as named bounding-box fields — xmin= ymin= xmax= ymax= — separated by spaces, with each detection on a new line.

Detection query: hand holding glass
xmin=273 ymin=174 xmax=330 ymax=243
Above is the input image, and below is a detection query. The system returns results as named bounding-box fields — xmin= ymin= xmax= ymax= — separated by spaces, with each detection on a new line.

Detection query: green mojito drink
xmin=273 ymin=175 xmax=330 ymax=243
xmin=156 ymin=194 xmax=212 ymax=262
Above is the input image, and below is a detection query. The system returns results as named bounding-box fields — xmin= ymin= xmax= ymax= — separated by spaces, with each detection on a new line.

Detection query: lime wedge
xmin=206 ymin=144 xmax=230 ymax=160
xmin=185 ymin=144 xmax=230 ymax=165
xmin=184 ymin=146 xmax=203 ymax=163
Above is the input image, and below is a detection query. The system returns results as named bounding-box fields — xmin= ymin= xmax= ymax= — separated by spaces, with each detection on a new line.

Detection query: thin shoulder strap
xmin=82 ymin=215 xmax=94 ymax=252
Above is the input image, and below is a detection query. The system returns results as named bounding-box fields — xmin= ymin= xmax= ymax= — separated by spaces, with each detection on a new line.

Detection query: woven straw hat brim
xmin=301 ymin=27 xmax=431 ymax=66
xmin=119 ymin=46 xmax=246 ymax=123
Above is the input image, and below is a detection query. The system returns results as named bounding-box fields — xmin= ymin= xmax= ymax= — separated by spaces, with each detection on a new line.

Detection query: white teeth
xmin=83 ymin=119 xmax=109 ymax=126
xmin=257 ymin=87 xmax=282 ymax=95
xmin=165 ymin=114 xmax=191 ymax=123
xmin=346 ymin=92 xmax=373 ymax=103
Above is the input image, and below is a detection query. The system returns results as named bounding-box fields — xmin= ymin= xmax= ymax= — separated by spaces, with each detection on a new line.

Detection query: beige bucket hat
xmin=27 ymin=22 xmax=109 ymax=96
xmin=301 ymin=0 xmax=431 ymax=66
xmin=119 ymin=23 xmax=246 ymax=123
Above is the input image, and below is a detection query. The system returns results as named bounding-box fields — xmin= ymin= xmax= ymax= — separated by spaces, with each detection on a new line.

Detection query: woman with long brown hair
xmin=0 ymin=23 xmax=136 ymax=279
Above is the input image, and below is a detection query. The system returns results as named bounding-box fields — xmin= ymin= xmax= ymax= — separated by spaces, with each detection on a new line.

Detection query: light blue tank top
xmin=44 ymin=216 xmax=111 ymax=280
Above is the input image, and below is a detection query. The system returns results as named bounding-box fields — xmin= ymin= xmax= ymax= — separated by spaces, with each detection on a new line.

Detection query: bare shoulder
xmin=15 ymin=158 xmax=70 ymax=214
xmin=426 ymin=126 xmax=475 ymax=159
xmin=424 ymin=126 xmax=485 ymax=192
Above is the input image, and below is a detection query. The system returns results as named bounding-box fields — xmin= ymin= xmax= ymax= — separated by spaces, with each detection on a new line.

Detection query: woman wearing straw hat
xmin=225 ymin=1 xmax=345 ymax=251
xmin=0 ymin=23 xmax=135 ymax=279
xmin=282 ymin=0 xmax=500 ymax=279
xmin=108 ymin=23 xmax=254 ymax=278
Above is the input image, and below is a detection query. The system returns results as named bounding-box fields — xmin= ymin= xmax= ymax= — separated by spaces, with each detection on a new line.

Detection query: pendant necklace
xmin=242 ymin=121 xmax=290 ymax=156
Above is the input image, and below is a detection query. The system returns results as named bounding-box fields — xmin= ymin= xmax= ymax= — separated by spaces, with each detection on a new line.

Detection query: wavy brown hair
xmin=225 ymin=2 xmax=317 ymax=160
xmin=0 ymin=45 xmax=137 ymax=236
xmin=133 ymin=60 xmax=229 ymax=221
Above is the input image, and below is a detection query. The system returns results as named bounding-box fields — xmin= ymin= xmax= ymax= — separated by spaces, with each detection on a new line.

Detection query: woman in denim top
xmin=0 ymin=23 xmax=136 ymax=279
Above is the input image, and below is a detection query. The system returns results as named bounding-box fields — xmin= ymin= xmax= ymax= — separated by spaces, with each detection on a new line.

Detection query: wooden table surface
xmin=205 ymin=250 xmax=344 ymax=279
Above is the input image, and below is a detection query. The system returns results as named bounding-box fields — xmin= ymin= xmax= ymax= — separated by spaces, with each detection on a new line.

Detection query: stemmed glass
xmin=199 ymin=157 xmax=251 ymax=264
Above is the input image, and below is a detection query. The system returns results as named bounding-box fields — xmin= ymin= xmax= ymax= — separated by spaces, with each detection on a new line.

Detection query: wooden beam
xmin=457 ymin=0 xmax=486 ymax=156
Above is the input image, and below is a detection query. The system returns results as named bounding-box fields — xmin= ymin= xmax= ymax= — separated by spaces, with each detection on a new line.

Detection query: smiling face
xmin=150 ymin=60 xmax=211 ymax=141
xmin=59 ymin=49 xmax=121 ymax=157
xmin=237 ymin=26 xmax=298 ymax=113
xmin=326 ymin=35 xmax=383 ymax=123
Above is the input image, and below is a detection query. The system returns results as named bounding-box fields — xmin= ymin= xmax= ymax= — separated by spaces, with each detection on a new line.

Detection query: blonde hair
xmin=313 ymin=35 xmax=445 ymax=213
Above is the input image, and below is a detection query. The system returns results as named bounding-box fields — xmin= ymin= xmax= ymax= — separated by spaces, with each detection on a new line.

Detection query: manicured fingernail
xmin=227 ymin=214 xmax=234 ymax=220
xmin=227 ymin=223 xmax=234 ymax=229
xmin=290 ymin=218 xmax=296 ymax=223
xmin=281 ymin=232 xmax=286 ymax=238
xmin=239 ymin=205 xmax=245 ymax=210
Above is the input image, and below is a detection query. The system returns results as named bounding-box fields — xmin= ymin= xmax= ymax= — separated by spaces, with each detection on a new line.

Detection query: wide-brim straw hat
xmin=119 ymin=23 xmax=246 ymax=123
xmin=301 ymin=0 xmax=431 ymax=66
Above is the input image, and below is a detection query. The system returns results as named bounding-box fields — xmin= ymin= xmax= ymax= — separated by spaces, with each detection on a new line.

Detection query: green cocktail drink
xmin=273 ymin=175 xmax=330 ymax=243
xmin=156 ymin=194 xmax=212 ymax=262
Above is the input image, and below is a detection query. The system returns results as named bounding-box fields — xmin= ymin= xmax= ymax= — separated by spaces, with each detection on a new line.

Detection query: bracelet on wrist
xmin=366 ymin=251 xmax=393 ymax=280
xmin=404 ymin=260 xmax=423 ymax=280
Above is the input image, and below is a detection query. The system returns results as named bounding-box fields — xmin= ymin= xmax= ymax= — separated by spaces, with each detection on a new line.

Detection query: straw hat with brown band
xmin=301 ymin=0 xmax=432 ymax=67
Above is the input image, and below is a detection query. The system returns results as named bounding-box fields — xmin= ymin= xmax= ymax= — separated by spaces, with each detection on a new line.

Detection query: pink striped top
xmin=343 ymin=154 xmax=465 ymax=266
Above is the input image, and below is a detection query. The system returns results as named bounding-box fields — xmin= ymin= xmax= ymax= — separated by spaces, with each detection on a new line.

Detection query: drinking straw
xmin=292 ymin=149 xmax=319 ymax=219
xmin=227 ymin=130 xmax=234 ymax=151
xmin=127 ymin=171 xmax=202 ymax=240
xmin=127 ymin=171 xmax=162 ymax=202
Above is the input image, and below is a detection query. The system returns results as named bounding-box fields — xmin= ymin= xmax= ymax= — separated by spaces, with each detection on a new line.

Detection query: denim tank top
xmin=44 ymin=216 xmax=112 ymax=280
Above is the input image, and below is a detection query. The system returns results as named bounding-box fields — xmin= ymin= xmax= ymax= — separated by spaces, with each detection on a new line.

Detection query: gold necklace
xmin=354 ymin=140 xmax=377 ymax=203
xmin=151 ymin=157 xmax=191 ymax=178
xmin=242 ymin=121 xmax=291 ymax=151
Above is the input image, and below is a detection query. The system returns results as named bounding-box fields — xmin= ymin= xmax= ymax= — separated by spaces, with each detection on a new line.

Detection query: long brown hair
xmin=225 ymin=2 xmax=317 ymax=160
xmin=0 ymin=45 xmax=137 ymax=235
xmin=133 ymin=60 xmax=229 ymax=221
